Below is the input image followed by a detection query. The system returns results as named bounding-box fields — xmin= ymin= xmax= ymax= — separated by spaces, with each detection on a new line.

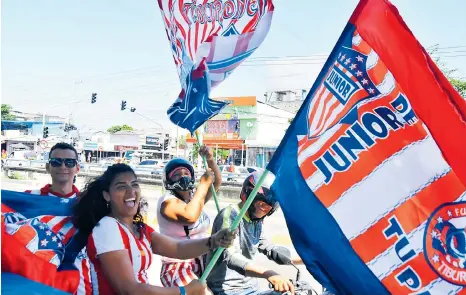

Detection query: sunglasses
xmin=49 ymin=158 xmax=78 ymax=168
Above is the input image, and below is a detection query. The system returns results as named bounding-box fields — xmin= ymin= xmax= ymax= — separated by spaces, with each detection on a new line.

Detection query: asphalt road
xmin=1 ymin=177 xmax=324 ymax=294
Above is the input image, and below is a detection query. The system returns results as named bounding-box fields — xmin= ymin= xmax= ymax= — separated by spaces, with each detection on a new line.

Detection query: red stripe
xmin=51 ymin=217 xmax=71 ymax=234
xmin=140 ymin=229 xmax=152 ymax=269
xmin=178 ymin=262 xmax=188 ymax=286
xmin=160 ymin=264 xmax=168 ymax=287
xmin=63 ymin=227 xmax=76 ymax=245
xmin=81 ymin=258 xmax=92 ymax=295
xmin=185 ymin=263 xmax=196 ymax=282
xmin=117 ymin=224 xmax=133 ymax=265
xmin=134 ymin=239 xmax=147 ymax=283
xmin=40 ymin=215 xmax=55 ymax=223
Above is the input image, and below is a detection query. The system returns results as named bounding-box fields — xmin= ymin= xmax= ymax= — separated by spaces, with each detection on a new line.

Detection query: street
xmin=1 ymin=177 xmax=323 ymax=293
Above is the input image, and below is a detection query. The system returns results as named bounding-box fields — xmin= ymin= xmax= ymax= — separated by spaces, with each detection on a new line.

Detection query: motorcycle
xmin=260 ymin=246 xmax=332 ymax=295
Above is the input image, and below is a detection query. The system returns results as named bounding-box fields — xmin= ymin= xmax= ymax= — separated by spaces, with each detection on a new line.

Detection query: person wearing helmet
xmin=157 ymin=145 xmax=223 ymax=289
xmin=206 ymin=170 xmax=295 ymax=295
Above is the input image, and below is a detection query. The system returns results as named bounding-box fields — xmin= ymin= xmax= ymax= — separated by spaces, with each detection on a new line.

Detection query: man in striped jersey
xmin=26 ymin=142 xmax=80 ymax=198
xmin=23 ymin=142 xmax=92 ymax=295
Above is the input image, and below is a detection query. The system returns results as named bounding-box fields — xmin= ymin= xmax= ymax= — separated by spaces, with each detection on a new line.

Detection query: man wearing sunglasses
xmin=25 ymin=142 xmax=80 ymax=198
xmin=22 ymin=142 xmax=93 ymax=295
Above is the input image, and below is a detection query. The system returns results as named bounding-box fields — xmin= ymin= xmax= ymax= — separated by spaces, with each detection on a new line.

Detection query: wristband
xmin=179 ymin=286 xmax=186 ymax=295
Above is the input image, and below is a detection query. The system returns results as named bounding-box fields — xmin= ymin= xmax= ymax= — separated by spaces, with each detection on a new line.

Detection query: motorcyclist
xmin=206 ymin=170 xmax=295 ymax=295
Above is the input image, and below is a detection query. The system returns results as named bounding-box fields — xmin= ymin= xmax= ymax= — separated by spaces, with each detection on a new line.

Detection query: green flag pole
xmin=195 ymin=130 xmax=221 ymax=213
xmin=199 ymin=169 xmax=271 ymax=282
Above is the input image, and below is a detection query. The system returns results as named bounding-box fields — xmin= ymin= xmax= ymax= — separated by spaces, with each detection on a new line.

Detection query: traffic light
xmin=164 ymin=138 xmax=169 ymax=150
xmin=121 ymin=100 xmax=127 ymax=111
xmin=130 ymin=107 xmax=136 ymax=112
xmin=43 ymin=127 xmax=49 ymax=138
xmin=91 ymin=93 xmax=97 ymax=104
xmin=37 ymin=139 xmax=40 ymax=145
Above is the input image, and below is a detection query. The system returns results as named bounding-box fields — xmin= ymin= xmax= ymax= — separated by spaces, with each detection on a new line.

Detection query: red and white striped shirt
xmin=87 ymin=217 xmax=155 ymax=295
xmin=25 ymin=184 xmax=93 ymax=295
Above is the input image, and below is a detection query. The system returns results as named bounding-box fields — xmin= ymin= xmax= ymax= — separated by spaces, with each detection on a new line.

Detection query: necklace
xmin=114 ymin=217 xmax=139 ymax=237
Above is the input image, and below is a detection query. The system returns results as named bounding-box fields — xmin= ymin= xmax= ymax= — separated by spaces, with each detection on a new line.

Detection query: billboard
xmin=204 ymin=120 xmax=240 ymax=140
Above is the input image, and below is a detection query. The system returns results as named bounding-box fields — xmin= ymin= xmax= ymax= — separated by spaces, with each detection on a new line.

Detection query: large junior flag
xmin=267 ymin=0 xmax=466 ymax=294
xmin=157 ymin=0 xmax=274 ymax=132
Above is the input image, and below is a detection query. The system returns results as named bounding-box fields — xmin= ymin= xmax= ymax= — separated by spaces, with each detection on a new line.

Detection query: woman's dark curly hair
xmin=73 ymin=163 xmax=145 ymax=234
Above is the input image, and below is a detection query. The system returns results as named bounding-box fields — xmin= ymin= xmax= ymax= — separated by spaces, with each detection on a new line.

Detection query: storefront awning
xmin=186 ymin=138 xmax=245 ymax=149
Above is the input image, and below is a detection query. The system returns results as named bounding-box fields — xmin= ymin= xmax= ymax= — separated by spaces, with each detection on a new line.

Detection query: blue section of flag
xmin=1 ymin=273 xmax=72 ymax=295
xmin=2 ymin=190 xmax=76 ymax=217
xmin=266 ymin=23 xmax=389 ymax=295
xmin=167 ymin=66 xmax=228 ymax=133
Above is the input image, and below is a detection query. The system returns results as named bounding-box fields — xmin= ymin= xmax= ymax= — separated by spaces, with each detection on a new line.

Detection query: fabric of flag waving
xmin=267 ymin=0 xmax=466 ymax=294
xmin=157 ymin=0 xmax=274 ymax=132
xmin=2 ymin=190 xmax=85 ymax=294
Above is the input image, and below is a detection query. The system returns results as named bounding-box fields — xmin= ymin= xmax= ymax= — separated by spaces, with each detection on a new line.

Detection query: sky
xmin=2 ymin=0 xmax=466 ymax=133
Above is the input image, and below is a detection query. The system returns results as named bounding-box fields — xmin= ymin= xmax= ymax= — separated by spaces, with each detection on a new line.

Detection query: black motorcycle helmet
xmin=163 ymin=158 xmax=195 ymax=191
xmin=240 ymin=170 xmax=279 ymax=221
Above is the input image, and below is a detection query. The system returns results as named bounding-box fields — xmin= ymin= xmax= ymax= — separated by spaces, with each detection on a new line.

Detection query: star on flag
xmin=41 ymin=239 xmax=49 ymax=247
xmin=356 ymin=55 xmax=364 ymax=62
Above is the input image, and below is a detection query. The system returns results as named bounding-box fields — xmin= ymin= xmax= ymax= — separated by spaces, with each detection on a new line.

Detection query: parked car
xmin=138 ymin=159 xmax=164 ymax=168
xmin=218 ymin=165 xmax=250 ymax=182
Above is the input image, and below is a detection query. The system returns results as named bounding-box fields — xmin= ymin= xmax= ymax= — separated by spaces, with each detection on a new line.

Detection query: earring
xmin=106 ymin=202 xmax=110 ymax=208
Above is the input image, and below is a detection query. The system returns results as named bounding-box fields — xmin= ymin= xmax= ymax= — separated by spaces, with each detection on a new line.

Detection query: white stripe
xmin=309 ymin=89 xmax=331 ymax=133
xmin=417 ymin=278 xmax=463 ymax=295
xmin=182 ymin=267 xmax=191 ymax=285
xmin=329 ymin=136 xmax=451 ymax=240
xmin=352 ymin=34 xmax=362 ymax=46
xmin=28 ymin=189 xmax=41 ymax=195
xmin=59 ymin=220 xmax=74 ymax=237
xmin=90 ymin=260 xmax=99 ymax=295
xmin=315 ymin=100 xmax=345 ymax=136
xmin=376 ymin=71 xmax=396 ymax=96
xmin=212 ymin=34 xmax=238 ymax=62
xmin=247 ymin=12 xmax=273 ymax=51
xmin=46 ymin=216 xmax=65 ymax=229
xmin=314 ymin=97 xmax=339 ymax=135
xmin=297 ymin=124 xmax=342 ymax=164
xmin=305 ymin=170 xmax=326 ymax=191
xmin=172 ymin=263 xmax=182 ymax=286
xmin=306 ymin=85 xmax=326 ymax=133
xmin=49 ymin=254 xmax=61 ymax=267
xmin=367 ymin=192 xmax=466 ymax=280
xmin=366 ymin=50 xmax=379 ymax=70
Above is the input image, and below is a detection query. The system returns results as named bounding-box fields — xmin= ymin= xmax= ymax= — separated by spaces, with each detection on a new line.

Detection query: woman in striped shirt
xmin=73 ymin=164 xmax=236 ymax=295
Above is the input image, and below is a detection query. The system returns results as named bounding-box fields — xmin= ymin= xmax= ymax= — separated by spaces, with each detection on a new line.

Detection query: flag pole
xmin=195 ymin=130 xmax=221 ymax=213
xmin=200 ymin=169 xmax=270 ymax=282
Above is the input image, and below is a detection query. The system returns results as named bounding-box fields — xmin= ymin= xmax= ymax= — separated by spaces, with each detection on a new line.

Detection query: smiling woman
xmin=72 ymin=164 xmax=238 ymax=295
